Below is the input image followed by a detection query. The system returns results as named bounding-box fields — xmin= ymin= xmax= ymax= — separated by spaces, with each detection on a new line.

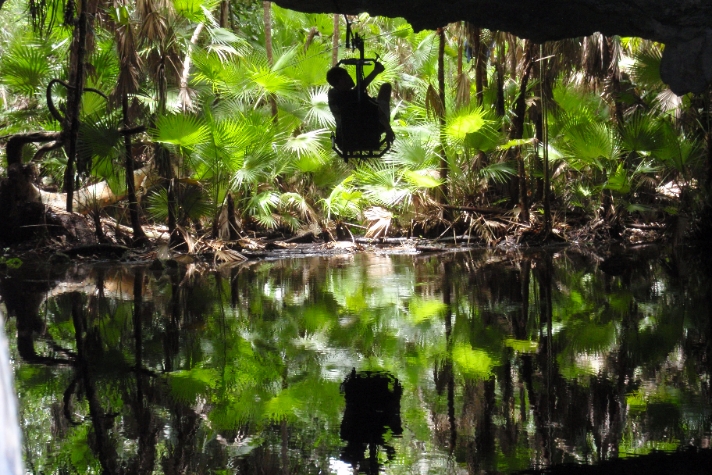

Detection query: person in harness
xmin=326 ymin=61 xmax=395 ymax=154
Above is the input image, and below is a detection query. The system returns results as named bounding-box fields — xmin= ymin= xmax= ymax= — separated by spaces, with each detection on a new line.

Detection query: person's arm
xmin=362 ymin=61 xmax=385 ymax=89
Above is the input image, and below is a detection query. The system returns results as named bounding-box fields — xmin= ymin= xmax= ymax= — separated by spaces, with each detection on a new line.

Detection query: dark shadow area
xmin=340 ymin=369 xmax=403 ymax=474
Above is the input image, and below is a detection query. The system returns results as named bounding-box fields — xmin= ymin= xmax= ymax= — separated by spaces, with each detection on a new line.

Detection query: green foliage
xmin=0 ymin=38 xmax=55 ymax=96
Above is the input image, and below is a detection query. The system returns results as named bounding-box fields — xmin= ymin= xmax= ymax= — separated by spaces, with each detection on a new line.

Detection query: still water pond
xmin=4 ymin=247 xmax=712 ymax=474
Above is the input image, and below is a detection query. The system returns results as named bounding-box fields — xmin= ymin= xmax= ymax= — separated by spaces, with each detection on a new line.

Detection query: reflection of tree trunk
xmin=281 ymin=418 xmax=289 ymax=475
xmin=515 ymin=260 xmax=531 ymax=339
xmin=1 ymin=276 xmax=74 ymax=365
xmin=537 ymin=253 xmax=554 ymax=463
xmin=443 ymin=261 xmax=456 ymax=452
xmin=475 ymin=376 xmax=496 ymax=467
xmin=520 ymin=253 xmax=554 ymax=466
xmin=131 ymin=268 xmax=158 ymax=474
xmin=161 ymin=405 xmax=199 ymax=475
xmin=71 ymin=293 xmax=119 ymax=474
xmin=230 ymin=267 xmax=241 ymax=308
xmin=163 ymin=271 xmax=181 ymax=372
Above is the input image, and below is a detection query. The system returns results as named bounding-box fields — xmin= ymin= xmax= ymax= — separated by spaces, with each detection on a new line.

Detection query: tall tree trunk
xmin=706 ymin=86 xmax=712 ymax=187
xmin=457 ymin=22 xmax=463 ymax=77
xmin=227 ymin=193 xmax=239 ymax=240
xmin=469 ymin=24 xmax=485 ymax=106
xmin=123 ymin=95 xmax=148 ymax=244
xmin=510 ymin=40 xmax=534 ymax=223
xmin=219 ymin=0 xmax=229 ymax=28
xmin=495 ymin=39 xmax=506 ymax=117
xmin=332 ymin=14 xmax=339 ymax=66
xmin=437 ymin=27 xmax=448 ymax=206
xmin=63 ymin=0 xmax=91 ymax=212
xmin=540 ymin=45 xmax=552 ymax=234
xmin=263 ymin=1 xmax=278 ymax=122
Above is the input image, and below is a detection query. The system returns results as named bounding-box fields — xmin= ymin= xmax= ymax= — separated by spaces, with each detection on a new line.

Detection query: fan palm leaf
xmin=150 ymin=113 xmax=211 ymax=150
xmin=620 ymin=111 xmax=664 ymax=154
xmin=322 ymin=178 xmax=363 ymax=220
xmin=0 ymin=40 xmax=54 ymax=96
xmin=302 ymin=86 xmax=334 ymax=129
xmin=560 ymin=122 xmax=621 ymax=171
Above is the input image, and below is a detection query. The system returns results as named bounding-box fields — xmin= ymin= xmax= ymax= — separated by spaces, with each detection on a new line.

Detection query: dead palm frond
xmin=363 ymin=206 xmax=392 ymax=239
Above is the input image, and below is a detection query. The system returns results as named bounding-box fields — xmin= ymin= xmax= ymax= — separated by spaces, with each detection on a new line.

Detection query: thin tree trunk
xmin=332 ymin=14 xmax=339 ymax=66
xmin=63 ymin=0 xmax=90 ymax=212
xmin=706 ymin=86 xmax=712 ymax=187
xmin=495 ymin=41 xmax=506 ymax=117
xmin=219 ymin=0 xmax=229 ymax=28
xmin=437 ymin=27 xmax=448 ymax=206
xmin=472 ymin=26 xmax=484 ymax=106
xmin=123 ymin=95 xmax=148 ymax=244
xmin=179 ymin=23 xmax=204 ymax=111
xmin=540 ymin=45 xmax=552 ymax=233
xmin=510 ymin=40 xmax=534 ymax=223
xmin=227 ymin=193 xmax=239 ymax=240
xmin=457 ymin=23 xmax=463 ymax=77
xmin=263 ymin=1 xmax=278 ymax=121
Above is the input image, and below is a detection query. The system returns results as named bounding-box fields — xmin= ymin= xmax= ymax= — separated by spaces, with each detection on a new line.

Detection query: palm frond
xmin=445 ymin=105 xmax=487 ymax=144
xmin=383 ymin=136 xmax=438 ymax=169
xmin=151 ymin=113 xmax=211 ymax=150
xmin=561 ymin=122 xmax=622 ymax=170
xmin=620 ymin=112 xmax=663 ymax=154
xmin=302 ymin=86 xmax=334 ymax=129
xmin=280 ymin=192 xmax=318 ymax=223
xmin=478 ymin=161 xmax=516 ymax=184
xmin=0 ymin=41 xmax=54 ymax=96
xmin=626 ymin=46 xmax=663 ymax=90
xmin=283 ymin=128 xmax=328 ymax=158
xmin=322 ymin=178 xmax=363 ymax=220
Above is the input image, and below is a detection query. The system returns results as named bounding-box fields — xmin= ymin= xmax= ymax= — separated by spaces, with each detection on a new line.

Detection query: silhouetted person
xmin=327 ymin=63 xmax=394 ymax=149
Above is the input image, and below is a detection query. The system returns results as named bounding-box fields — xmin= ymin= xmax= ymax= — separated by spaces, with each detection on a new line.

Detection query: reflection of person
xmin=326 ymin=63 xmax=394 ymax=143
xmin=340 ymin=369 xmax=402 ymax=474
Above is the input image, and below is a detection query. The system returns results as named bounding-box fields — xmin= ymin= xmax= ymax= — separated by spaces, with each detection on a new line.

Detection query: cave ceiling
xmin=272 ymin=0 xmax=712 ymax=95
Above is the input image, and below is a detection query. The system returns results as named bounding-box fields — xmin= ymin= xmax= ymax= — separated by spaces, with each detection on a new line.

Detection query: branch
xmin=47 ymin=79 xmax=72 ymax=123
xmin=118 ymin=124 xmax=146 ymax=136
xmin=31 ymin=140 xmax=63 ymax=162
xmin=5 ymin=131 xmax=63 ymax=165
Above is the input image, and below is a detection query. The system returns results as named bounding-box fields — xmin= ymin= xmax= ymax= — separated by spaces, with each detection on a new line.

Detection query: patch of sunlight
xmin=558 ymin=352 xmax=606 ymax=380
xmin=619 ymin=441 xmax=680 ymax=458
xmin=504 ymin=338 xmax=539 ymax=353
xmin=329 ymin=458 xmax=352 ymax=475
xmin=452 ymin=344 xmax=497 ymax=378
xmin=408 ymin=297 xmax=447 ymax=324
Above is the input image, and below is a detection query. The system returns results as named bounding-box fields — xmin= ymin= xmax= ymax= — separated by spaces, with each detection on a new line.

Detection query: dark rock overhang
xmin=272 ymin=0 xmax=712 ymax=95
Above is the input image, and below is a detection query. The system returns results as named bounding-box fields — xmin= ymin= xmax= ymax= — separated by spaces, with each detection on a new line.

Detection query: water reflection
xmin=3 ymin=248 xmax=712 ymax=474
xmin=340 ymin=369 xmax=402 ymax=473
